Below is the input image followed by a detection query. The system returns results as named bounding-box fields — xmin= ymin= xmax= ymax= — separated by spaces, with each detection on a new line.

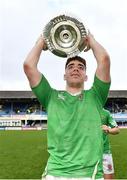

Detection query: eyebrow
xmin=67 ymin=63 xmax=85 ymax=68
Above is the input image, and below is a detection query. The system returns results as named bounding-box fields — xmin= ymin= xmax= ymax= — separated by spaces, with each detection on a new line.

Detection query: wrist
xmin=107 ymin=128 xmax=110 ymax=134
xmin=36 ymin=37 xmax=44 ymax=47
xmin=35 ymin=35 xmax=46 ymax=50
xmin=89 ymin=38 xmax=98 ymax=49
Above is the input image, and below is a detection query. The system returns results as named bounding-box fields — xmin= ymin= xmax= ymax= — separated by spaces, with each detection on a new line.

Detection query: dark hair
xmin=65 ymin=56 xmax=86 ymax=69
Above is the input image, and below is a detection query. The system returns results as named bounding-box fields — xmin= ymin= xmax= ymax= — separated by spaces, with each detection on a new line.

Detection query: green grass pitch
xmin=0 ymin=129 xmax=127 ymax=179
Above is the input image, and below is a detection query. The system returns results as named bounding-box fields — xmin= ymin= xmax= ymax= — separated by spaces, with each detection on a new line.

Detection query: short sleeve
xmin=32 ymin=74 xmax=52 ymax=109
xmin=92 ymin=75 xmax=111 ymax=106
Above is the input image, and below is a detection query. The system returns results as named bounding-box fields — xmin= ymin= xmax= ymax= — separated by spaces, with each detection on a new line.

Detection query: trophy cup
xmin=43 ymin=14 xmax=89 ymax=58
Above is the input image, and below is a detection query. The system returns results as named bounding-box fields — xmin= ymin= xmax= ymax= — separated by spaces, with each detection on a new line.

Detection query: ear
xmin=84 ymin=75 xmax=88 ymax=82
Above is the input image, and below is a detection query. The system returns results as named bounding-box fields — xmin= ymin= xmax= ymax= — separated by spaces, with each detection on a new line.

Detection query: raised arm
xmin=86 ymin=32 xmax=111 ymax=82
xmin=23 ymin=35 xmax=47 ymax=87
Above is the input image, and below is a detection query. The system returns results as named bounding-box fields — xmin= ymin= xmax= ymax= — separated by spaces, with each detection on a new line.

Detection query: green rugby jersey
xmin=100 ymin=109 xmax=118 ymax=154
xmin=32 ymin=75 xmax=110 ymax=179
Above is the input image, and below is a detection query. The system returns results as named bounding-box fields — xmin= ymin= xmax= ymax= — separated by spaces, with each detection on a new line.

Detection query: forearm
xmin=89 ymin=36 xmax=110 ymax=66
xmin=23 ymin=36 xmax=46 ymax=87
xmin=87 ymin=32 xmax=110 ymax=82
xmin=102 ymin=125 xmax=120 ymax=135
xmin=108 ymin=127 xmax=120 ymax=135
xmin=24 ymin=37 xmax=44 ymax=68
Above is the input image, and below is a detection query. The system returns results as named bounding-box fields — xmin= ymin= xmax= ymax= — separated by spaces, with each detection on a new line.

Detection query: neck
xmin=66 ymin=85 xmax=84 ymax=94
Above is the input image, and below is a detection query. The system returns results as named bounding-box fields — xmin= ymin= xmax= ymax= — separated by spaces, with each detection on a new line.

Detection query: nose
xmin=73 ymin=66 xmax=79 ymax=71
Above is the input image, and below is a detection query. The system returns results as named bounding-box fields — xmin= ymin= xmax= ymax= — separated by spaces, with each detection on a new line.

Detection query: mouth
xmin=71 ymin=74 xmax=80 ymax=77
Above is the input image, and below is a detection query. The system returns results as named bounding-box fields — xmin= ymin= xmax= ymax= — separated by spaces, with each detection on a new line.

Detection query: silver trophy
xmin=43 ymin=15 xmax=89 ymax=58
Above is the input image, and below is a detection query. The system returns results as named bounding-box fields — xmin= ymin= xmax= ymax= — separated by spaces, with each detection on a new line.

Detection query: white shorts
xmin=43 ymin=175 xmax=104 ymax=180
xmin=103 ymin=153 xmax=114 ymax=174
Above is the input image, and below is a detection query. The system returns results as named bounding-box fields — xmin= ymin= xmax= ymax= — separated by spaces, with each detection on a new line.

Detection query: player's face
xmin=64 ymin=60 xmax=87 ymax=87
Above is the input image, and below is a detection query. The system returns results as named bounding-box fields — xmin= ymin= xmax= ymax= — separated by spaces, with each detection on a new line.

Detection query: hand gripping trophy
xmin=43 ymin=14 xmax=90 ymax=58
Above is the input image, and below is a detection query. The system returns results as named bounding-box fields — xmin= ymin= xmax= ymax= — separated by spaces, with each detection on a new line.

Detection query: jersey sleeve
xmin=107 ymin=112 xmax=118 ymax=128
xmin=92 ymin=75 xmax=111 ymax=106
xmin=31 ymin=74 xmax=52 ymax=110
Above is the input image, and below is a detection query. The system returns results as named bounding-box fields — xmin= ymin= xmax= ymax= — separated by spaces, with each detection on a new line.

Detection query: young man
xmin=23 ymin=32 xmax=111 ymax=180
xmin=101 ymin=109 xmax=120 ymax=179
